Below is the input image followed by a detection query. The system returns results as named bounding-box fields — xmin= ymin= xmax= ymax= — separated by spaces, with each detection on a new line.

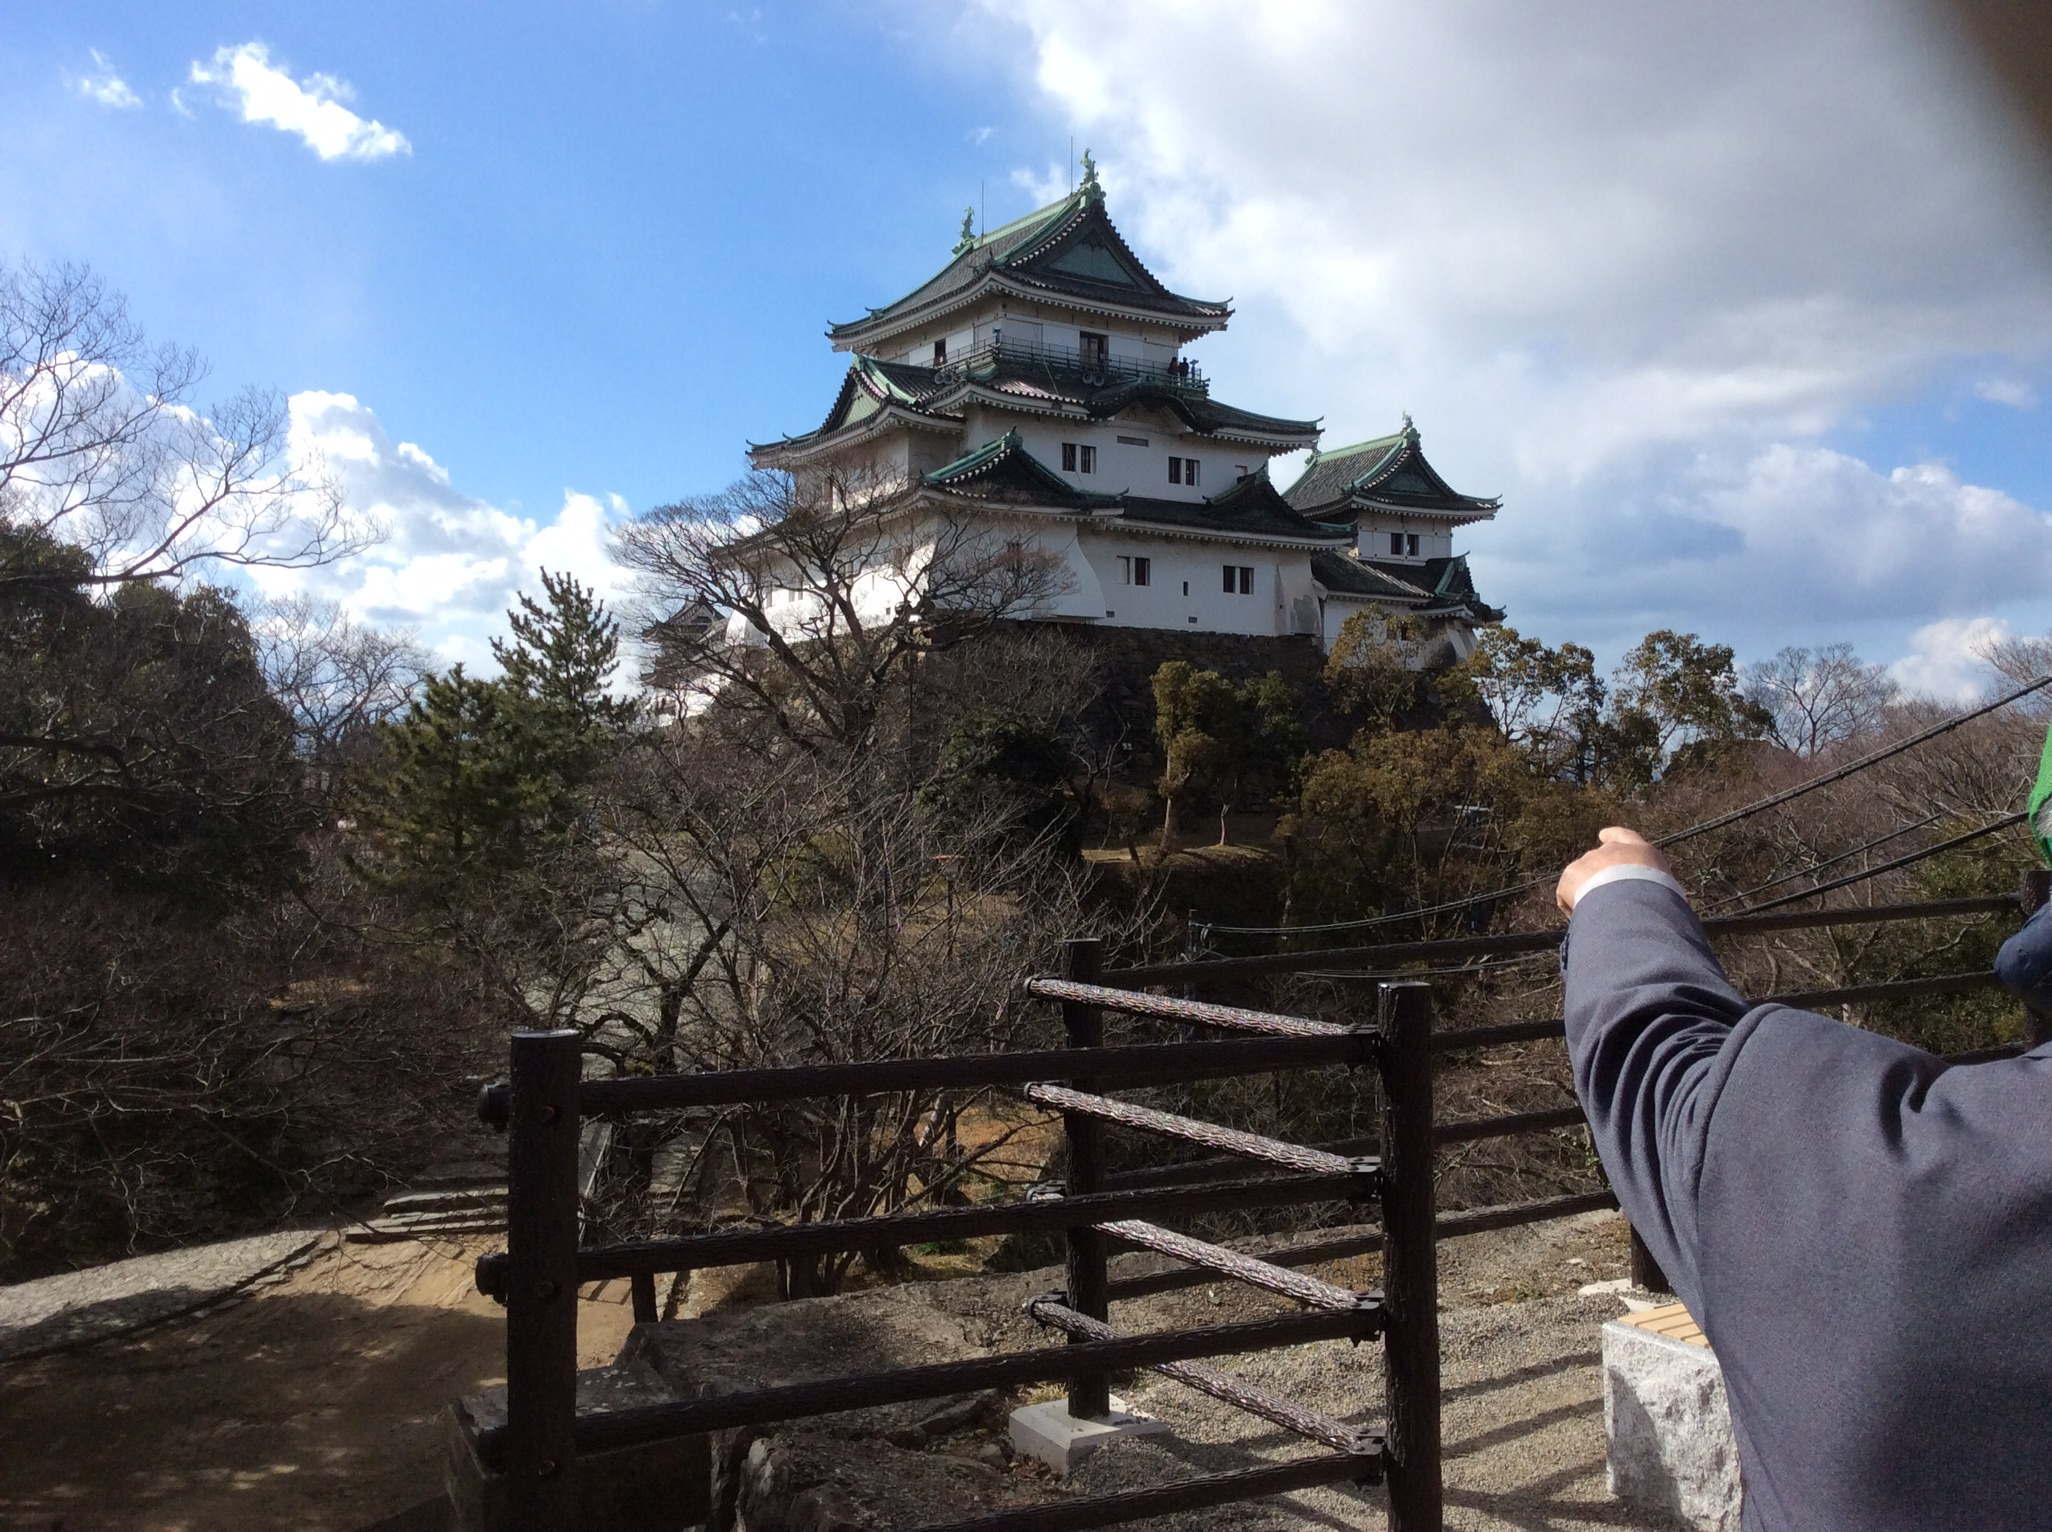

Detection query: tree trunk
xmin=1161 ymin=793 xmax=1180 ymax=852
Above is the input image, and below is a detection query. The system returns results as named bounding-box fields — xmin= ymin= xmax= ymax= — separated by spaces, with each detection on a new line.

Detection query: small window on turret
xmin=1079 ymin=331 xmax=1108 ymax=368
xmin=933 ymin=338 xmax=947 ymax=365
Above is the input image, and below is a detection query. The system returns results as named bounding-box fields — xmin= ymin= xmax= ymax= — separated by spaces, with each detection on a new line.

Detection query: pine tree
xmin=353 ymin=570 xmax=638 ymax=886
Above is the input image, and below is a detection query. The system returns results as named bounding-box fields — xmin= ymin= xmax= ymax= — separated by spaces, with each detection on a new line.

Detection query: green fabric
xmin=2031 ymin=720 xmax=2052 ymax=867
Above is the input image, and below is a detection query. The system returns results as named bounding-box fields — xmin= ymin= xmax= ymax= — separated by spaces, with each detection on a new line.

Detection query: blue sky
xmin=8 ymin=2 xmax=2052 ymax=693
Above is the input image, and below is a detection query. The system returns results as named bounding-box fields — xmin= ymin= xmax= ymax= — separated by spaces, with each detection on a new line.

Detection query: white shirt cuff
xmin=1569 ymin=863 xmax=1689 ymax=911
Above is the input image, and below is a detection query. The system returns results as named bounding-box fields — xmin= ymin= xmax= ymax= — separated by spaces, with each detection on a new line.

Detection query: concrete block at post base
xmin=1009 ymin=1395 xmax=1170 ymax=1474
xmin=1603 ymin=1304 xmax=1741 ymax=1531
xmin=444 ymin=1360 xmax=705 ymax=1530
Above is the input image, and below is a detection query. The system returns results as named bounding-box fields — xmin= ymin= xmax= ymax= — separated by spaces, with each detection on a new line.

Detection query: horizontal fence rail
xmin=1024 ymin=1082 xmax=1375 ymax=1181
xmin=1025 ymin=1298 xmax=1381 ymax=1456
xmin=475 ymin=889 xmax=2034 ymax=1532
xmin=481 ymin=1171 xmax=1368 ymax=1293
xmin=1020 ymin=978 xmax=1353 ymax=1037
xmin=1094 ymin=1220 xmax=1373 ymax=1312
xmin=474 ymin=1304 xmax=1382 ymax=1467
xmin=478 ymin=1030 xmax=1371 ymax=1126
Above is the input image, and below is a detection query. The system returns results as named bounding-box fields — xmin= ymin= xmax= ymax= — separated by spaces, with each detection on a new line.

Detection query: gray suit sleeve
xmin=1561 ymin=878 xmax=1750 ymax=1310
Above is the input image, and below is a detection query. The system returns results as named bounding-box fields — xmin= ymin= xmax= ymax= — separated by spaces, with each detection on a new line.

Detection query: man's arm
xmin=1995 ymin=898 xmax=2052 ymax=1013
xmin=1558 ymin=830 xmax=1750 ymax=1309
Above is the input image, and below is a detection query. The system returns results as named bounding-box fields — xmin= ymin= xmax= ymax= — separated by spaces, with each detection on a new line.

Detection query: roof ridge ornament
xmin=953 ymin=207 xmax=977 ymax=256
xmin=1079 ymin=147 xmax=1102 ymax=202
xmin=1401 ymin=411 xmax=1418 ymax=442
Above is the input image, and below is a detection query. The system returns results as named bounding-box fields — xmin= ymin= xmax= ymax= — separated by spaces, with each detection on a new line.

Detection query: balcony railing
xmin=933 ymin=334 xmax=1209 ymax=396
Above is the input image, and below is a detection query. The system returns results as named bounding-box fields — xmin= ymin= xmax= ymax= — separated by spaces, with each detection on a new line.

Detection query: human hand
xmin=1555 ymin=827 xmax=1675 ymax=916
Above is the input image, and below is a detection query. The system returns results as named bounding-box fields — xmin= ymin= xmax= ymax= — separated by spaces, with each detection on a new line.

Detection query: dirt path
xmin=0 ymin=1234 xmax=636 ymax=1532
xmin=0 ymin=1210 xmax=1639 ymax=1530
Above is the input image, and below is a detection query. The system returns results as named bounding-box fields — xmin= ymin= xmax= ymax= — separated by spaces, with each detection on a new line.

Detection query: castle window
xmin=1079 ymin=330 xmax=1108 ymax=368
xmin=1062 ymin=442 xmax=1097 ymax=474
xmin=1118 ymin=555 xmax=1151 ymax=587
xmin=933 ymin=338 xmax=947 ymax=365
xmin=1170 ymin=456 xmax=1200 ymax=486
xmin=1223 ymin=564 xmax=1254 ymax=595
xmin=1388 ymin=532 xmax=1419 ymax=558
xmin=1117 ymin=434 xmax=1150 ymax=446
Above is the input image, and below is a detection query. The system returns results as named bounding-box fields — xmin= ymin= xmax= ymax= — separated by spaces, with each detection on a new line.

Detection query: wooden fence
xmin=471 ymin=886 xmax=2039 ymax=1529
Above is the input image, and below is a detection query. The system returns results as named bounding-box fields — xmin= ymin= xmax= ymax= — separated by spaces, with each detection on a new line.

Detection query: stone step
xmin=347 ymin=1210 xmax=509 ymax=1244
xmin=410 ymin=1160 xmax=505 ymax=1188
xmin=381 ymin=1186 xmax=508 ymax=1215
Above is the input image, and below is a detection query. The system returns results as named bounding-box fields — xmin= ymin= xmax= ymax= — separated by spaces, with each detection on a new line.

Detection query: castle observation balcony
xmin=933 ymin=333 xmax=1209 ymax=396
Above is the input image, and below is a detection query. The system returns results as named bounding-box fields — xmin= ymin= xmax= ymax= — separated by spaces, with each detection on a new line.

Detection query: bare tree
xmin=1743 ymin=643 xmax=1898 ymax=757
xmin=0 ymin=259 xmax=366 ymax=591
xmin=570 ymin=730 xmax=1144 ymax=1296
xmin=253 ymin=594 xmax=429 ymax=777
xmin=615 ymin=463 xmax=1069 ymax=760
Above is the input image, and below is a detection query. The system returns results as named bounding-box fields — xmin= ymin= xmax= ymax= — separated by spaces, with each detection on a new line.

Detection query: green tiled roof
xmin=1357 ymin=553 xmax=1503 ymax=623
xmin=938 ymin=361 xmax=1317 ymax=441
xmin=1284 ymin=418 xmax=1498 ymax=517
xmin=758 ymin=350 xmax=1316 ymax=457
xmin=922 ymin=430 xmax=1118 ymax=509
xmin=1112 ymin=469 xmax=1353 ymax=543
xmin=828 ymin=192 xmax=1231 ymax=346
xmin=920 ymin=436 xmax=1348 ymax=541
xmin=1310 ymin=550 xmax=1433 ymax=601
xmin=1077 ymin=377 xmax=1317 ymax=440
xmin=748 ymin=355 xmax=955 ymax=455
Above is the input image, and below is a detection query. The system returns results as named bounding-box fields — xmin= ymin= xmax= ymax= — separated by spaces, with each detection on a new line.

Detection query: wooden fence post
xmin=1378 ymin=981 xmax=1442 ymax=1530
xmin=2021 ymin=869 xmax=2052 ymax=1048
xmin=1628 ymin=1226 xmax=1672 ymax=1295
xmin=1059 ymin=937 xmax=1112 ymax=1420
xmin=504 ymin=1029 xmax=583 ymax=1529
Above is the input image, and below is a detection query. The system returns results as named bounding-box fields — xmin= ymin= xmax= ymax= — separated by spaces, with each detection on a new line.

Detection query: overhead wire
xmin=1220 ymin=813 xmax=2028 ymax=997
xmin=1195 ymin=672 xmax=2052 ymax=940
xmin=1700 ymin=811 xmax=1944 ymax=914
xmin=1733 ymin=810 xmax=2025 ymax=917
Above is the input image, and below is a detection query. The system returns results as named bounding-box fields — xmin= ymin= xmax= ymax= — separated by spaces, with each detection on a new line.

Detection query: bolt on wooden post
xmin=1378 ymin=982 xmax=1443 ymax=1530
xmin=503 ymin=1029 xmax=583 ymax=1529
xmin=1059 ymin=937 xmax=1112 ymax=1420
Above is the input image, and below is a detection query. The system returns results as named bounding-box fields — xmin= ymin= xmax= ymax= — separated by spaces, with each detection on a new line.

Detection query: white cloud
xmin=271 ymin=391 xmax=630 ymax=671
xmin=188 ymin=42 xmax=410 ymax=162
xmin=1550 ymin=447 xmax=2052 ymax=629
xmin=1974 ymin=376 xmax=2038 ymax=410
xmin=961 ymin=0 xmax=2052 ymax=663
xmin=70 ymin=49 xmax=142 ymax=110
xmin=968 ymin=126 xmax=994 ymax=146
xmin=1888 ymin=616 xmax=2013 ymax=701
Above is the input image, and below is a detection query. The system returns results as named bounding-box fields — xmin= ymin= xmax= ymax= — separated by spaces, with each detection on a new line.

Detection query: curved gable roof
xmin=747 ymin=355 xmax=956 ymax=460
xmin=1284 ymin=417 xmax=1500 ymax=519
xmin=828 ymin=191 xmax=1231 ymax=349
xmin=922 ymin=430 xmax=1117 ymax=509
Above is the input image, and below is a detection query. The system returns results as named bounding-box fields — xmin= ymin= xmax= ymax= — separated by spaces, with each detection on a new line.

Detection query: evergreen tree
xmin=353 ymin=571 xmax=637 ymax=886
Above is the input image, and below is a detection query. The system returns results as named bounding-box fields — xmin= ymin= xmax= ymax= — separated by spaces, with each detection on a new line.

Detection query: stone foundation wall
xmin=1000 ymin=622 xmax=1350 ymax=755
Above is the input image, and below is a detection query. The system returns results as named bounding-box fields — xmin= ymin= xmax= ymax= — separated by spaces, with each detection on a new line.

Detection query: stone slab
xmin=1009 ymin=1395 xmax=1170 ymax=1474
xmin=0 ymin=1228 xmax=326 ymax=1361
xmin=1603 ymin=1308 xmax=1740 ymax=1531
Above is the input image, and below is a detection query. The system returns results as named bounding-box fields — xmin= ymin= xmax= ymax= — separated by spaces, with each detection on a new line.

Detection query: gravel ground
xmin=1070 ymin=1288 xmax=1648 ymax=1530
xmin=0 ymin=1229 xmax=328 ymax=1362
xmin=626 ymin=1207 xmax=1666 ymax=1529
